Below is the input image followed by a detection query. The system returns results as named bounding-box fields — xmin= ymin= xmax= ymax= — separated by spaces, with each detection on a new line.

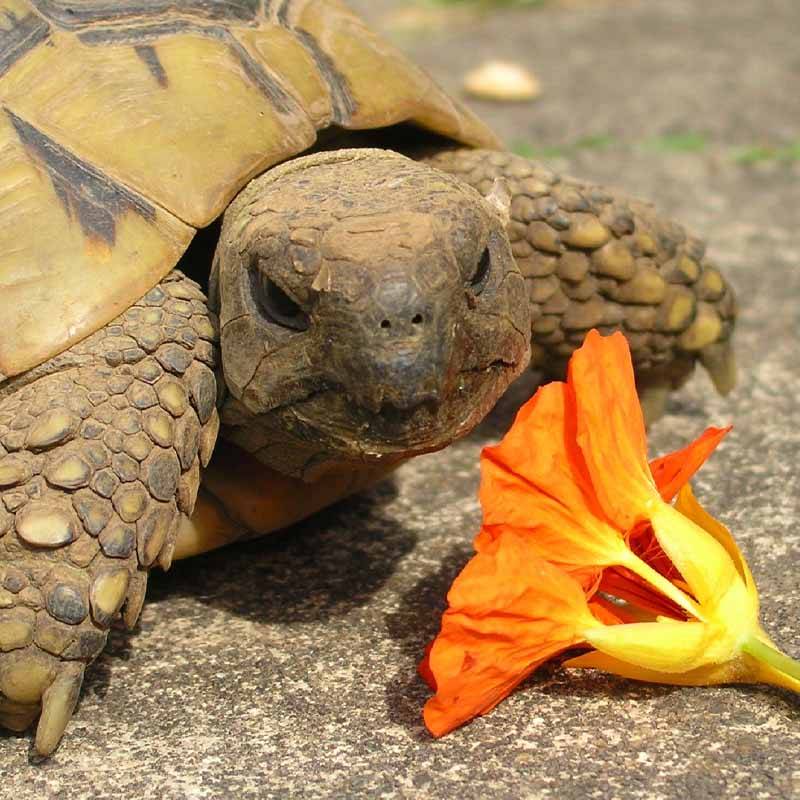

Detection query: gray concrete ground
xmin=2 ymin=0 xmax=799 ymax=797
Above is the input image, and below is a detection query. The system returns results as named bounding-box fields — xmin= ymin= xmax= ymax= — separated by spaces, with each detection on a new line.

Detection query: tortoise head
xmin=212 ymin=149 xmax=530 ymax=480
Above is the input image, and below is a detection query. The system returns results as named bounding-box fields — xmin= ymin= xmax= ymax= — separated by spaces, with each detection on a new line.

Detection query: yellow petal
xmin=584 ymin=619 xmax=713 ymax=673
xmin=565 ymin=649 xmax=752 ymax=686
xmin=674 ymin=483 xmax=758 ymax=609
xmin=649 ymin=502 xmax=746 ymax=615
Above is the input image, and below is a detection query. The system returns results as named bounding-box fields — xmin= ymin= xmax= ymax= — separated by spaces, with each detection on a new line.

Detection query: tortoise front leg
xmin=0 ymin=271 xmax=219 ymax=756
xmin=422 ymin=148 xmax=737 ymax=420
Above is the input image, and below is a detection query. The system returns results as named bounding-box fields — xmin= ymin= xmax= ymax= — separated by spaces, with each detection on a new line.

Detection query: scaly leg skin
xmin=0 ymin=270 xmax=219 ymax=757
xmin=423 ymin=149 xmax=737 ymax=420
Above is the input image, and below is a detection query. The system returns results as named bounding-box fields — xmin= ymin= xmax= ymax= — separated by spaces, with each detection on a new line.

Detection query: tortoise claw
xmin=34 ymin=663 xmax=84 ymax=758
xmin=699 ymin=341 xmax=737 ymax=396
xmin=639 ymin=384 xmax=670 ymax=426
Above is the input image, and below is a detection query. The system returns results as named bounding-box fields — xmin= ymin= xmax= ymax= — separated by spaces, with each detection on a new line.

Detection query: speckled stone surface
xmin=2 ymin=0 xmax=799 ymax=797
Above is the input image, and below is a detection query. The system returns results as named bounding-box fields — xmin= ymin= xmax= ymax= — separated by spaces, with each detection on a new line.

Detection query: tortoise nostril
xmin=379 ymin=313 xmax=425 ymax=331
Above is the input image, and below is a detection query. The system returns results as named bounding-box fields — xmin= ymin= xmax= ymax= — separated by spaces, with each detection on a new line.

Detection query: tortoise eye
xmin=469 ymin=246 xmax=492 ymax=295
xmin=252 ymin=272 xmax=309 ymax=332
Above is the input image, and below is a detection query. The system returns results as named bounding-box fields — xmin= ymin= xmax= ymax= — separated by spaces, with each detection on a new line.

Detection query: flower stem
xmin=742 ymin=636 xmax=800 ymax=686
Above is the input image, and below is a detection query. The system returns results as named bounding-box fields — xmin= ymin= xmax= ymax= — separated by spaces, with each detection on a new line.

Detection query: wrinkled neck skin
xmin=211 ymin=149 xmax=530 ymax=482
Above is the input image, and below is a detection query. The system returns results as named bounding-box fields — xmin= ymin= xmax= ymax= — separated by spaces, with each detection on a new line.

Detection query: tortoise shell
xmin=0 ymin=0 xmax=499 ymax=379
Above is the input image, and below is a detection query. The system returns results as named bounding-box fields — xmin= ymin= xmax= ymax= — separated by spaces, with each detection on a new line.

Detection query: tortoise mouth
xmin=277 ymin=356 xmax=523 ymax=466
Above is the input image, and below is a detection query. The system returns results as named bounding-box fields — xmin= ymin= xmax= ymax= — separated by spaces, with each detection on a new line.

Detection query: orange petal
xmin=423 ymin=532 xmax=596 ymax=737
xmin=481 ymin=380 xmax=600 ymax=523
xmin=650 ymin=426 xmax=731 ymax=501
xmin=588 ymin=598 xmax=626 ymax=626
xmin=474 ymin=525 xmax=603 ymax=593
xmin=478 ymin=380 xmax=627 ymax=569
xmin=568 ymin=330 xmax=656 ymax=528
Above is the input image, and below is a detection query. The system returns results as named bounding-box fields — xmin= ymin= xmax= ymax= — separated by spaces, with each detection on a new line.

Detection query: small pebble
xmin=463 ymin=60 xmax=541 ymax=102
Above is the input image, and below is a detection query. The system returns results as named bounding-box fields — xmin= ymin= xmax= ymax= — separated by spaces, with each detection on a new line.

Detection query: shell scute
xmin=0 ymin=0 xmax=499 ymax=378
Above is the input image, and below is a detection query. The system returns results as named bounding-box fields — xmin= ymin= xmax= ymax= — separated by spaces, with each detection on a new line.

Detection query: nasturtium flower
xmin=421 ymin=329 xmax=800 ymax=738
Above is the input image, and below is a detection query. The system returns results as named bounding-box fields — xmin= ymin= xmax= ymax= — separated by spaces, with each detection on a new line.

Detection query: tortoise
xmin=0 ymin=0 xmax=736 ymax=757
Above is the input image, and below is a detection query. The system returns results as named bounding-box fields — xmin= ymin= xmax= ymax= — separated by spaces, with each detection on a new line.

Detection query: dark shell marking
xmin=7 ymin=110 xmax=156 ymax=247
xmin=0 ymin=8 xmax=50 ymax=77
xmin=76 ymin=21 xmax=301 ymax=117
xmin=25 ymin=1 xmax=356 ymax=124
xmin=134 ymin=44 xmax=168 ymax=87
xmin=293 ymin=28 xmax=356 ymax=124
xmin=29 ymin=0 xmax=261 ymax=28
